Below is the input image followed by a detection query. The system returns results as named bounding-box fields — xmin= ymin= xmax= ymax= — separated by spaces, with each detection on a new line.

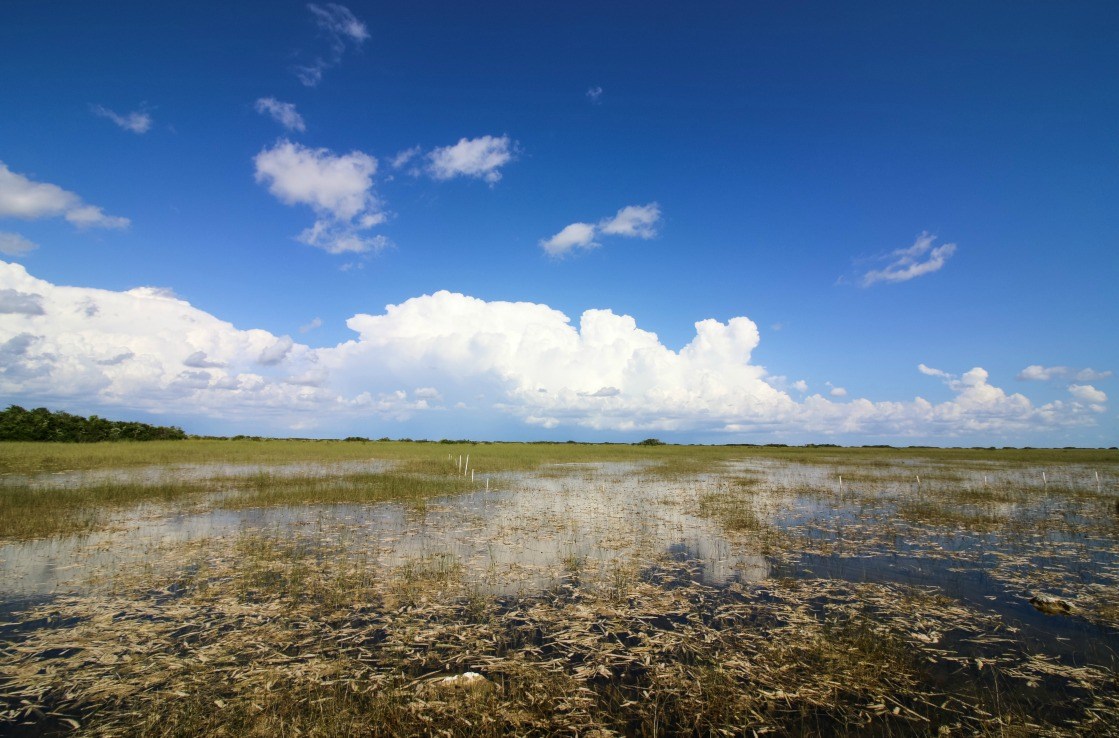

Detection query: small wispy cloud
xmin=255 ymin=98 xmax=306 ymax=132
xmin=1018 ymin=365 xmax=1113 ymax=382
xmin=296 ymin=3 xmax=369 ymax=87
xmin=299 ymin=317 xmax=323 ymax=333
xmin=0 ymin=232 xmax=38 ymax=256
xmin=91 ymin=105 xmax=152 ymax=134
xmin=860 ymin=232 xmax=956 ymax=287
xmin=586 ymin=86 xmax=603 ymax=103
xmin=541 ymin=203 xmax=661 ymax=258
xmin=390 ymin=146 xmax=421 ymax=170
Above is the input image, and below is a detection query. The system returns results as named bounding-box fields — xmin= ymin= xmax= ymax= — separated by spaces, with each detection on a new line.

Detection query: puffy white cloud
xmin=1018 ymin=364 xmax=1066 ymax=381
xmin=254 ymin=140 xmax=376 ymax=220
xmin=427 ymin=135 xmax=515 ymax=184
xmin=0 ymin=232 xmax=37 ymax=256
xmin=254 ymin=140 xmax=387 ymax=254
xmin=540 ymin=222 xmax=597 ymax=257
xmin=91 ymin=105 xmax=152 ymax=134
xmin=861 ymin=232 xmax=956 ymax=286
xmin=255 ymin=98 xmax=306 ymax=132
xmin=296 ymin=3 xmax=369 ymax=86
xmin=541 ymin=203 xmax=661 ymax=257
xmin=299 ymin=317 xmax=323 ymax=334
xmin=0 ymin=162 xmax=129 ymax=229
xmin=1069 ymin=384 xmax=1107 ymax=403
xmin=599 ymin=203 xmax=661 ymax=238
xmin=829 ymin=386 xmax=847 ymax=398
xmin=0 ymin=260 xmax=1106 ymax=439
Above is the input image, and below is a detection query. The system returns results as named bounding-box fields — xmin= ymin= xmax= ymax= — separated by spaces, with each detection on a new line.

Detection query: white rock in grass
xmin=436 ymin=671 xmax=488 ymax=690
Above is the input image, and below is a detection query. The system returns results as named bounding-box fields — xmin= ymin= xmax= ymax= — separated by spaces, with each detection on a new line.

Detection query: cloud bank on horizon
xmin=0 ymin=260 xmax=1107 ymax=440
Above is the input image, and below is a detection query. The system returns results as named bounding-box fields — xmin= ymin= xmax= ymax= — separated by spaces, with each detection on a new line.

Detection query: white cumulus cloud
xmin=255 ymin=98 xmax=307 ymax=132
xmin=0 ymin=162 xmax=129 ymax=230
xmin=1 ymin=260 xmax=1105 ymax=441
xmin=541 ymin=203 xmax=661 ymax=257
xmin=540 ymin=222 xmax=597 ymax=257
xmin=254 ymin=140 xmax=387 ymax=254
xmin=91 ymin=105 xmax=152 ymax=134
xmin=599 ymin=203 xmax=661 ymax=238
xmin=860 ymin=232 xmax=956 ymax=287
xmin=427 ymin=135 xmax=515 ymax=184
xmin=1069 ymin=384 xmax=1107 ymax=403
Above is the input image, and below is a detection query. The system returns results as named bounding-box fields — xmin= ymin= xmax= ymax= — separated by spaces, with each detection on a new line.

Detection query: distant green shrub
xmin=0 ymin=405 xmax=186 ymax=442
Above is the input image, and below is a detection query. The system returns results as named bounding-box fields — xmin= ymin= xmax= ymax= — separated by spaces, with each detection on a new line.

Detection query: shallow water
xmin=2 ymin=454 xmax=1118 ymax=734
xmin=0 ymin=463 xmax=768 ymax=602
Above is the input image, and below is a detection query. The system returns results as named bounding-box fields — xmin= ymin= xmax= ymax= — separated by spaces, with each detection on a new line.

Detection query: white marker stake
xmin=1096 ymin=470 xmax=1101 ymax=494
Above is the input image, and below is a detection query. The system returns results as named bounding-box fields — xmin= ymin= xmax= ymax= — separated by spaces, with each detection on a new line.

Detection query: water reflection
xmin=0 ymin=463 xmax=769 ymax=600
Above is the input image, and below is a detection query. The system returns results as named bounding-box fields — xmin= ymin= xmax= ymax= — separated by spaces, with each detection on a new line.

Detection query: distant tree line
xmin=0 ymin=405 xmax=187 ymax=442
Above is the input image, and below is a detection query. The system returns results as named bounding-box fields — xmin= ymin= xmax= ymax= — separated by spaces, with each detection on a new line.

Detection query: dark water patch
xmin=773 ymin=551 xmax=1119 ymax=671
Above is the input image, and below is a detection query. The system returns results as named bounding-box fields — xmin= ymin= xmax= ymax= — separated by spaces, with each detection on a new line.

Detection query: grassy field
xmin=2 ymin=437 xmax=1114 ymax=475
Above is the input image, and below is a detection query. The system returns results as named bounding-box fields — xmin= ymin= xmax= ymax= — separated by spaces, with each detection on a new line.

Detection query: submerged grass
xmin=0 ymin=468 xmax=472 ymax=540
xmin=6 ymin=529 xmax=1104 ymax=737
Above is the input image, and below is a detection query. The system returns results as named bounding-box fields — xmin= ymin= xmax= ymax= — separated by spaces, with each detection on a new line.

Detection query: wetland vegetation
xmin=1 ymin=440 xmax=1117 ymax=736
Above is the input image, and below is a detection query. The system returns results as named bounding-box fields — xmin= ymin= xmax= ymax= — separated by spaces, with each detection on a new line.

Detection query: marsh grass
xmin=4 ymin=529 xmax=1102 ymax=737
xmin=7 ymin=438 xmax=1111 ymax=476
xmin=3 ymin=444 xmax=1119 ymax=735
xmin=0 ymin=468 xmax=473 ymax=540
xmin=229 ymin=470 xmax=472 ymax=508
xmin=0 ymin=479 xmax=208 ymax=539
xmin=697 ymin=489 xmax=766 ymax=532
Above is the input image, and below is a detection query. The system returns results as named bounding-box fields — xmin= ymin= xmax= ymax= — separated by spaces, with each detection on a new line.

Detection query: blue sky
xmin=1 ymin=1 xmax=1116 ymax=444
